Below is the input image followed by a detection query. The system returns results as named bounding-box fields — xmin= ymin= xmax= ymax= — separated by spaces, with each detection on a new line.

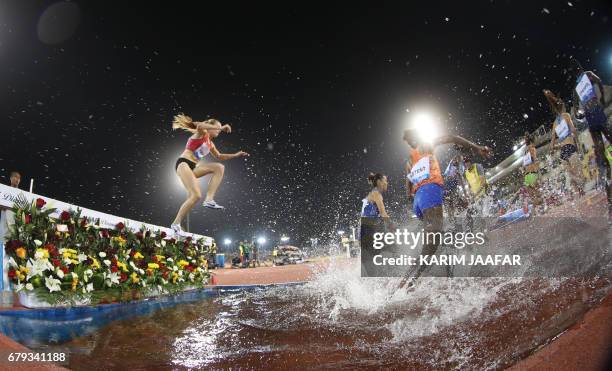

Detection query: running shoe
xmin=203 ymin=200 xmax=225 ymax=209
xmin=171 ymin=223 xmax=184 ymax=235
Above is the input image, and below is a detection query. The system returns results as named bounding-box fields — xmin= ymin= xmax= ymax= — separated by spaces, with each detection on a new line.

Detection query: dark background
xmin=1 ymin=1 xmax=611 ymax=249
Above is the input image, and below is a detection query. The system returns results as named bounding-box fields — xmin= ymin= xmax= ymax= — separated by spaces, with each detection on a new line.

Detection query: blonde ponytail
xmin=172 ymin=114 xmax=197 ymax=133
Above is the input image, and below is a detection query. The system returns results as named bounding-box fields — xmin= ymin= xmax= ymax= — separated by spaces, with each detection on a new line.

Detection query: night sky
xmin=1 ymin=1 xmax=611 ymax=248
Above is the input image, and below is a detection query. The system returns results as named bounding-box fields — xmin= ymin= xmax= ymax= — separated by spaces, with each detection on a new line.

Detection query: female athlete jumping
xmin=170 ymin=114 xmax=249 ymax=234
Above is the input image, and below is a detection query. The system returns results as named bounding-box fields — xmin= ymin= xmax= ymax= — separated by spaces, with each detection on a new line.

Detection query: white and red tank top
xmin=186 ymin=135 xmax=213 ymax=160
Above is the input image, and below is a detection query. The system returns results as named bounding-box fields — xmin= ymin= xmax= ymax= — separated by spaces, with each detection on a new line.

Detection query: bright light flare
xmin=280 ymin=236 xmax=290 ymax=242
xmin=257 ymin=237 xmax=266 ymax=244
xmin=410 ymin=111 xmax=440 ymax=143
xmin=223 ymin=238 xmax=232 ymax=245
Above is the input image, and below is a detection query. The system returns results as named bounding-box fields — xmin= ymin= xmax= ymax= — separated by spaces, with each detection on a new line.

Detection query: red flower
xmin=115 ymin=222 xmax=125 ymax=231
xmin=24 ymin=214 xmax=32 ymax=224
xmin=129 ymin=250 xmax=135 ymax=257
xmin=169 ymin=238 xmax=176 ymax=244
xmin=60 ymin=266 xmax=69 ymax=274
xmin=80 ymin=218 xmax=88 ymax=228
xmin=152 ymin=256 xmax=158 ymax=263
xmin=51 ymin=259 xmax=61 ymax=267
xmin=101 ymin=230 xmax=109 ymax=239
xmin=185 ymin=265 xmax=195 ymax=272
xmin=60 ymin=211 xmax=71 ymax=221
xmin=35 ymin=198 xmax=46 ymax=209
xmin=146 ymin=270 xmax=153 ymax=276
xmin=45 ymin=244 xmax=59 ymax=257
xmin=111 ymin=266 xmax=119 ymax=273
xmin=8 ymin=270 xmax=16 ymax=279
xmin=159 ymin=263 xmax=166 ymax=270
xmin=120 ymin=272 xmax=127 ymax=282
xmin=135 ymin=232 xmax=144 ymax=240
xmin=160 ymin=231 xmax=167 ymax=239
xmin=162 ymin=271 xmax=169 ymax=279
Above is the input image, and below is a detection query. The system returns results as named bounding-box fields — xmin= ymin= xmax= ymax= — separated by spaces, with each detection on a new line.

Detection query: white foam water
xmin=299 ymin=257 xmax=525 ymax=341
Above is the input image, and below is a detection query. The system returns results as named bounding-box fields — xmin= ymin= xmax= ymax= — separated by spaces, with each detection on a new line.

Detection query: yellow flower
xmin=147 ymin=263 xmax=159 ymax=269
xmin=71 ymin=277 xmax=79 ymax=291
xmin=117 ymin=261 xmax=128 ymax=272
xmin=16 ymin=247 xmax=27 ymax=259
xmin=155 ymin=255 xmax=165 ymax=261
xmin=36 ymin=248 xmax=49 ymax=259
xmin=19 ymin=266 xmax=29 ymax=274
xmin=177 ymin=260 xmax=189 ymax=268
xmin=112 ymin=236 xmax=127 ymax=247
xmin=89 ymin=256 xmax=101 ymax=269
xmin=172 ymin=272 xmax=179 ymax=284
xmin=133 ymin=252 xmax=144 ymax=259
xmin=131 ymin=272 xmax=139 ymax=283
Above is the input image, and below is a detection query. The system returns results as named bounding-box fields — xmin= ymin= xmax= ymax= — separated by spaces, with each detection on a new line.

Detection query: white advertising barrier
xmin=0 ymin=183 xmax=213 ymax=243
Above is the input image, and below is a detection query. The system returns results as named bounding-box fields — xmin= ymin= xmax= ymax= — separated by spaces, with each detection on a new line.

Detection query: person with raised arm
xmin=170 ymin=114 xmax=249 ymax=234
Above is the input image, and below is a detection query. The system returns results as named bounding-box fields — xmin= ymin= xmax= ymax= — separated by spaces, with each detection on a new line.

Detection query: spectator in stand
xmin=9 ymin=171 xmax=21 ymax=188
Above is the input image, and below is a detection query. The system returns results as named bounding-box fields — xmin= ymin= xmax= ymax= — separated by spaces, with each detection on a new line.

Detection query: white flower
xmin=56 ymin=269 xmax=65 ymax=279
xmin=26 ymin=259 xmax=52 ymax=280
xmin=188 ymin=273 xmax=195 ymax=281
xmin=34 ymin=240 xmax=42 ymax=247
xmin=99 ymin=252 xmax=107 ymax=258
xmin=103 ymin=259 xmax=111 ymax=266
xmin=77 ymin=253 xmax=88 ymax=263
xmin=85 ymin=283 xmax=94 ymax=292
xmin=14 ymin=283 xmax=24 ymax=292
xmin=8 ymin=257 xmax=18 ymax=269
xmin=138 ymin=268 xmax=145 ymax=275
xmin=105 ymin=272 xmax=120 ymax=287
xmin=45 ymin=277 xmax=61 ymax=292
xmin=166 ymin=257 xmax=173 ymax=262
xmin=25 ymin=283 xmax=34 ymax=291
xmin=161 ymin=240 xmax=167 ymax=247
xmin=71 ymin=272 xmax=78 ymax=280
xmin=34 ymin=250 xmax=45 ymax=260
xmin=63 ymin=257 xmax=72 ymax=266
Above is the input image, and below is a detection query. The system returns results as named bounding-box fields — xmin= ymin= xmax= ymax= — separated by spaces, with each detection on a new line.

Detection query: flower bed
xmin=4 ymin=197 xmax=211 ymax=306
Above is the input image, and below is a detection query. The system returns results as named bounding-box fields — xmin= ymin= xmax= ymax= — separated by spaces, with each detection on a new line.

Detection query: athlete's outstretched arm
xmin=434 ymin=135 xmax=492 ymax=158
xmin=210 ymin=144 xmax=249 ymax=161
